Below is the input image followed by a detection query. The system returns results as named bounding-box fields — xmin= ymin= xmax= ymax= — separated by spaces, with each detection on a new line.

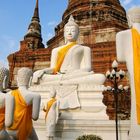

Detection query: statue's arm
xmin=81 ymin=47 xmax=91 ymax=72
xmin=32 ymin=48 xmax=59 ymax=83
xmin=50 ymin=48 xmax=58 ymax=68
xmin=32 ymin=94 xmax=41 ymax=121
xmin=32 ymin=68 xmax=53 ymax=83
xmin=5 ymin=93 xmax=15 ymax=127
xmin=116 ymin=32 xmax=126 ymax=62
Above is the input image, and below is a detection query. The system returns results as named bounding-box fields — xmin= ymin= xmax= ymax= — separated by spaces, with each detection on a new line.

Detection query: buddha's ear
xmin=64 ymin=38 xmax=67 ymax=44
xmin=2 ymin=76 xmax=7 ymax=90
xmin=28 ymin=76 xmax=33 ymax=87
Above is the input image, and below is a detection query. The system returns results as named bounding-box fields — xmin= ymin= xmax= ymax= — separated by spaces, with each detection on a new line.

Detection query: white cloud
xmin=47 ymin=21 xmax=57 ymax=26
xmin=0 ymin=35 xmax=18 ymax=53
xmin=46 ymin=33 xmax=54 ymax=40
xmin=120 ymin=0 xmax=139 ymax=10
xmin=0 ymin=35 xmax=18 ymax=69
xmin=129 ymin=4 xmax=140 ymax=9
xmin=123 ymin=0 xmax=133 ymax=6
xmin=0 ymin=59 xmax=8 ymax=68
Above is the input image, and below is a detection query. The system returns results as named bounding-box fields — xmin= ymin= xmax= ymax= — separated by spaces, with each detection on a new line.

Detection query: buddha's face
xmin=64 ymin=25 xmax=79 ymax=43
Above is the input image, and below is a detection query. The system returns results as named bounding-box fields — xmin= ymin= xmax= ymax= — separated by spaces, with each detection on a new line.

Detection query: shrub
xmin=76 ymin=134 xmax=103 ymax=140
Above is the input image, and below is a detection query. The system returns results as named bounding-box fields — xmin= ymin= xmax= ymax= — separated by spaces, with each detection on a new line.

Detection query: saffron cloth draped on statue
xmin=0 ymin=107 xmax=5 ymax=130
xmin=43 ymin=98 xmax=56 ymax=121
xmin=132 ymin=28 xmax=140 ymax=124
xmin=53 ymin=42 xmax=77 ymax=74
xmin=8 ymin=89 xmax=32 ymax=140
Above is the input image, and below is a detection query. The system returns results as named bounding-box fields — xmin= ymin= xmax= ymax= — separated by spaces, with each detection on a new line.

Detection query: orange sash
xmin=53 ymin=42 xmax=77 ymax=74
xmin=43 ymin=98 xmax=56 ymax=121
xmin=8 ymin=89 xmax=32 ymax=140
xmin=132 ymin=28 xmax=140 ymax=124
xmin=0 ymin=107 xmax=5 ymax=130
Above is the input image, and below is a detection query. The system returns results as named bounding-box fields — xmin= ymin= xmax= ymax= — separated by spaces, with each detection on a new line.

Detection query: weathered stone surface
xmin=8 ymin=48 xmax=51 ymax=87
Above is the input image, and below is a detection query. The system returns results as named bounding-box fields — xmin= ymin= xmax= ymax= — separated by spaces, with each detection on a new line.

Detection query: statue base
xmin=34 ymin=119 xmax=129 ymax=140
xmin=30 ymin=84 xmax=129 ymax=140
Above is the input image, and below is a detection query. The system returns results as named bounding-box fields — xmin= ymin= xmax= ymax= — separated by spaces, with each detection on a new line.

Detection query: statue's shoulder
xmin=80 ymin=45 xmax=91 ymax=51
xmin=76 ymin=44 xmax=89 ymax=48
xmin=117 ymin=29 xmax=131 ymax=37
xmin=72 ymin=44 xmax=90 ymax=52
xmin=52 ymin=45 xmax=65 ymax=52
xmin=0 ymin=92 xmax=5 ymax=98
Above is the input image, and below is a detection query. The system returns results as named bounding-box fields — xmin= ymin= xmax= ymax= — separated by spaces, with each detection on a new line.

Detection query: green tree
xmin=76 ymin=134 xmax=103 ymax=140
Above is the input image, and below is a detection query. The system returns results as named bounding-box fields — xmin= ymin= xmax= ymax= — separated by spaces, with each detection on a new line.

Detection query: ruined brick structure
xmin=8 ymin=0 xmax=51 ymax=86
xmin=8 ymin=0 xmax=130 ymax=119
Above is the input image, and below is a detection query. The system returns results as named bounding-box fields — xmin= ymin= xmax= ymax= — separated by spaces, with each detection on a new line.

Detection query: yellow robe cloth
xmin=8 ymin=89 xmax=32 ymax=140
xmin=132 ymin=28 xmax=140 ymax=124
xmin=43 ymin=98 xmax=56 ymax=121
xmin=0 ymin=107 xmax=5 ymax=130
xmin=53 ymin=42 xmax=77 ymax=74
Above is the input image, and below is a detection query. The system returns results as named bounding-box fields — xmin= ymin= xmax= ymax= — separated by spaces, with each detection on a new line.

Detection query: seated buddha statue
xmin=43 ymin=87 xmax=60 ymax=140
xmin=116 ymin=7 xmax=140 ymax=140
xmin=32 ymin=15 xmax=105 ymax=85
xmin=0 ymin=67 xmax=14 ymax=140
xmin=7 ymin=67 xmax=41 ymax=140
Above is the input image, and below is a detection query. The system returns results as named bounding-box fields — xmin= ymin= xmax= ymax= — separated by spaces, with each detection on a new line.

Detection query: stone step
xmin=34 ymin=119 xmax=130 ymax=140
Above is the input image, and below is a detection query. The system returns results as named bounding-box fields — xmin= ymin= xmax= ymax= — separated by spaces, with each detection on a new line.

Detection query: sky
xmin=0 ymin=0 xmax=139 ymax=67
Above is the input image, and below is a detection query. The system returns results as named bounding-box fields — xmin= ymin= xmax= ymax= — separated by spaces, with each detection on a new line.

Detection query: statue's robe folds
xmin=8 ymin=90 xmax=32 ymax=140
xmin=42 ymin=44 xmax=92 ymax=84
xmin=132 ymin=28 xmax=140 ymax=124
xmin=56 ymin=85 xmax=80 ymax=109
xmin=43 ymin=98 xmax=56 ymax=121
xmin=0 ymin=107 xmax=5 ymax=130
xmin=43 ymin=98 xmax=59 ymax=137
xmin=53 ymin=42 xmax=77 ymax=74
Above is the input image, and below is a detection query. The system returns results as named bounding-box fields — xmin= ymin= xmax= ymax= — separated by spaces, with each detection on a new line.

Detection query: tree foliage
xmin=76 ymin=134 xmax=103 ymax=140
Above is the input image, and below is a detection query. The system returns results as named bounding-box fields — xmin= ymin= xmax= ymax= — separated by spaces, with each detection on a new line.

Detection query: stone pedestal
xmin=30 ymin=84 xmax=129 ymax=140
xmin=34 ymin=119 xmax=129 ymax=140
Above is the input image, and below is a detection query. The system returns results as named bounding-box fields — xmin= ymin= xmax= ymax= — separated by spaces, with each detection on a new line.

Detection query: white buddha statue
xmin=32 ymin=15 xmax=105 ymax=85
xmin=7 ymin=67 xmax=41 ymax=140
xmin=43 ymin=88 xmax=60 ymax=140
xmin=0 ymin=67 xmax=14 ymax=140
xmin=116 ymin=7 xmax=140 ymax=140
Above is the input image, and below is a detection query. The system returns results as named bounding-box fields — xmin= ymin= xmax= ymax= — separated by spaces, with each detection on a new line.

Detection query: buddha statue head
xmin=64 ymin=15 xmax=79 ymax=43
xmin=127 ymin=7 xmax=140 ymax=27
xmin=0 ymin=67 xmax=9 ymax=91
xmin=17 ymin=67 xmax=33 ymax=87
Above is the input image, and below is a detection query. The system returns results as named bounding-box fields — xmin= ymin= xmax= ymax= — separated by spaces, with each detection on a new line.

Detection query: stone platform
xmin=34 ymin=119 xmax=129 ymax=140
xmin=30 ymin=84 xmax=129 ymax=140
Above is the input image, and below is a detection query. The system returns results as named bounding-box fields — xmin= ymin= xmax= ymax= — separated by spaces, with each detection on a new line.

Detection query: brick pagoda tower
xmin=8 ymin=0 xmax=51 ymax=86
